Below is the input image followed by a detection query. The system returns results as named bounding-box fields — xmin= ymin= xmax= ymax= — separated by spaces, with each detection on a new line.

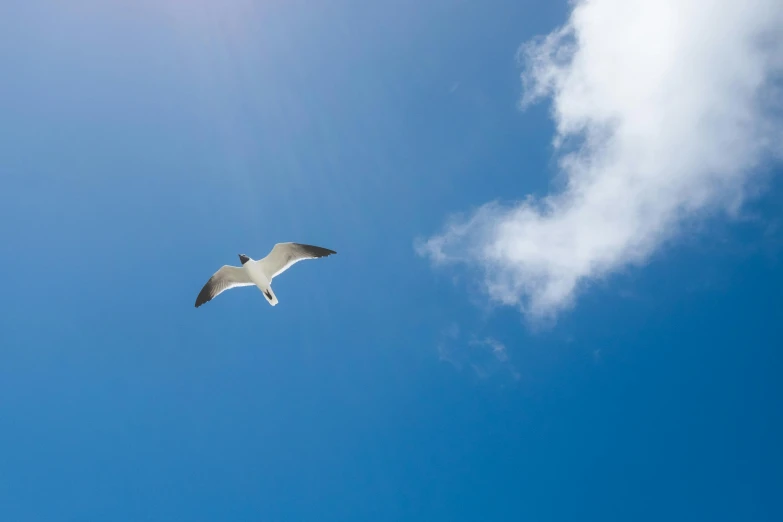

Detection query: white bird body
xmin=243 ymin=255 xmax=277 ymax=305
xmin=195 ymin=243 xmax=336 ymax=308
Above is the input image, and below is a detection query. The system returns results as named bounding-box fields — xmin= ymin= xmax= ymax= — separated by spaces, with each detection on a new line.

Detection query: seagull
xmin=195 ymin=242 xmax=336 ymax=308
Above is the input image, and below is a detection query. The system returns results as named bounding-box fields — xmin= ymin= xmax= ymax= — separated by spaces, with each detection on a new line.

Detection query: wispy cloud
xmin=437 ymin=323 xmax=463 ymax=368
xmin=438 ymin=325 xmax=519 ymax=381
xmin=471 ymin=337 xmax=509 ymax=363
xmin=419 ymin=0 xmax=783 ymax=320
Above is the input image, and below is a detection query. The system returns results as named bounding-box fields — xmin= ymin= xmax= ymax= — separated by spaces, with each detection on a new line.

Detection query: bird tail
xmin=262 ymin=286 xmax=278 ymax=306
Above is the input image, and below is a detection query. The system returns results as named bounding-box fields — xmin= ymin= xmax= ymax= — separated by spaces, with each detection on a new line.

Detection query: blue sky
xmin=1 ymin=1 xmax=782 ymax=520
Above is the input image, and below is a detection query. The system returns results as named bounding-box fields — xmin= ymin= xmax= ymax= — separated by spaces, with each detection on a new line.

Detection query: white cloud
xmin=419 ymin=0 xmax=783 ymax=320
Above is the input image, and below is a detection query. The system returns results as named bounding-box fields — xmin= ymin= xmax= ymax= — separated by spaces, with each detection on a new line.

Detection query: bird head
xmin=238 ymin=254 xmax=250 ymax=265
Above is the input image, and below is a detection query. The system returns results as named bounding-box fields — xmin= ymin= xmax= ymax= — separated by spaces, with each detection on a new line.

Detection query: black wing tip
xmin=294 ymin=243 xmax=337 ymax=258
xmin=195 ymin=282 xmax=216 ymax=308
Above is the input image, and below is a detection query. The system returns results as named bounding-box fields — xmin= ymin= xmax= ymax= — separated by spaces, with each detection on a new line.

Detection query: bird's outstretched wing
xmin=195 ymin=265 xmax=254 ymax=308
xmin=258 ymin=243 xmax=336 ymax=280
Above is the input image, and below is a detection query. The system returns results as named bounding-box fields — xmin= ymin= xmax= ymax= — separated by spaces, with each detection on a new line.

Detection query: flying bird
xmin=195 ymin=242 xmax=336 ymax=308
